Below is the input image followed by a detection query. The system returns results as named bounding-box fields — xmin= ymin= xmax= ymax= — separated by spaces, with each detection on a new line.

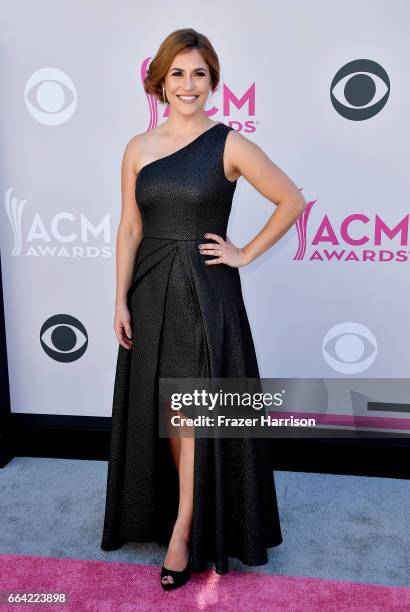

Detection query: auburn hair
xmin=143 ymin=28 xmax=220 ymax=104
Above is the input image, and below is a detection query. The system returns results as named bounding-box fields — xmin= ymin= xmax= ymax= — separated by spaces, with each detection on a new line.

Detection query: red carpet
xmin=0 ymin=554 xmax=408 ymax=611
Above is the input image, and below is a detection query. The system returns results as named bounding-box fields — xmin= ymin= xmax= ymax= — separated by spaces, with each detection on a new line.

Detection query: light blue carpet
xmin=0 ymin=457 xmax=408 ymax=587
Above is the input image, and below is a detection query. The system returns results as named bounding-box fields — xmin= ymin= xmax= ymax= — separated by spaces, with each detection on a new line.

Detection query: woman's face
xmin=163 ymin=48 xmax=212 ymax=112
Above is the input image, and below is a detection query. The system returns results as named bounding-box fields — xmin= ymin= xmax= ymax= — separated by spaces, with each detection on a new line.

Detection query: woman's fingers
xmin=199 ymin=245 xmax=223 ymax=254
xmin=197 ymin=232 xmax=247 ymax=268
xmin=203 ymin=232 xmax=224 ymax=244
xmin=114 ymin=321 xmax=133 ymax=349
xmin=121 ymin=324 xmax=133 ymax=348
xmin=198 ymin=232 xmax=225 ymax=256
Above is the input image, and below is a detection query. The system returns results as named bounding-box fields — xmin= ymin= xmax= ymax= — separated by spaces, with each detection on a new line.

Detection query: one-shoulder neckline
xmin=136 ymin=123 xmax=225 ymax=180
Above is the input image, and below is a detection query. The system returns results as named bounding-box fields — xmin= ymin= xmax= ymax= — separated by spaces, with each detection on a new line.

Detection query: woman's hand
xmin=198 ymin=233 xmax=250 ymax=268
xmin=114 ymin=302 xmax=133 ymax=349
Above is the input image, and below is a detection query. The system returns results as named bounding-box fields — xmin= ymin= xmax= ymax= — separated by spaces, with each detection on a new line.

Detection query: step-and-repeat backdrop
xmin=1 ymin=2 xmax=409 ymax=435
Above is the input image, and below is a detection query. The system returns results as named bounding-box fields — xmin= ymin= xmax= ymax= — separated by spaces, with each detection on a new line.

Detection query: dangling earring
xmin=162 ymin=84 xmax=167 ymax=104
xmin=206 ymin=89 xmax=213 ymax=110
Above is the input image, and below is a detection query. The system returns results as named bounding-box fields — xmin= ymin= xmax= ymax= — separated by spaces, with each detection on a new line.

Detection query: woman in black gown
xmin=101 ymin=28 xmax=306 ymax=590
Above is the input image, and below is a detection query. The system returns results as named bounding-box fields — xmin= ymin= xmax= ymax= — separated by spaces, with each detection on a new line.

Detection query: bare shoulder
xmin=225 ymin=126 xmax=264 ymax=155
xmin=224 ymin=127 xmax=266 ymax=181
xmin=224 ymin=127 xmax=305 ymax=208
xmin=122 ymin=132 xmax=150 ymax=176
xmin=124 ymin=127 xmax=169 ymax=175
xmin=225 ymin=130 xmax=273 ymax=178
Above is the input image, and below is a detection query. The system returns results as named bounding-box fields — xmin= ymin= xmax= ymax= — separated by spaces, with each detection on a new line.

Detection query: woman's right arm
xmin=114 ymin=137 xmax=144 ymax=349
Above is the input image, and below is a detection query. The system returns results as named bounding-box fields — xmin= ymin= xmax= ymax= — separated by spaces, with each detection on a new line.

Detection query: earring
xmin=206 ymin=90 xmax=213 ymax=110
xmin=162 ymin=84 xmax=167 ymax=104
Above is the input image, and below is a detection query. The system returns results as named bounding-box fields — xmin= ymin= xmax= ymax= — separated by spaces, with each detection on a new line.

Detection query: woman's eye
xmin=171 ymin=72 xmax=206 ymax=77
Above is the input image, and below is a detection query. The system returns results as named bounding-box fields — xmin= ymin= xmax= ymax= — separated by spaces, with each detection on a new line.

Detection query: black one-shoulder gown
xmin=101 ymin=122 xmax=283 ymax=574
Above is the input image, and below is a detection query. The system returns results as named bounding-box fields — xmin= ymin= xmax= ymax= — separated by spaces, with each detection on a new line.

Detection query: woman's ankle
xmin=171 ymin=523 xmax=191 ymax=543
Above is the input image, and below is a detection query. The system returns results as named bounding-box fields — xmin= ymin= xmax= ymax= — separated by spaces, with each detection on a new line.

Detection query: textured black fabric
xmin=100 ymin=122 xmax=283 ymax=574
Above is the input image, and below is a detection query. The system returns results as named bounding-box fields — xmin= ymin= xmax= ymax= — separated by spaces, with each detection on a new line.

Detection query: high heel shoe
xmin=160 ymin=558 xmax=191 ymax=590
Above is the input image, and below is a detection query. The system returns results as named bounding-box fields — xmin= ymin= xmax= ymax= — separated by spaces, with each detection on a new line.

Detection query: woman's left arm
xmin=200 ymin=129 xmax=307 ymax=267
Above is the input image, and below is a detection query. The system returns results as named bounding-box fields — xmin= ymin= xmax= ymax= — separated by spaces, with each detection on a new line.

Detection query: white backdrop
xmin=1 ymin=1 xmax=409 ymax=424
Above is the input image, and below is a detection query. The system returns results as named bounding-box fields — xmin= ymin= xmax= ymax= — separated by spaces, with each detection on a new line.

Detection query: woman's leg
xmin=168 ymin=435 xmax=180 ymax=470
xmin=158 ymin=256 xmax=197 ymax=584
xmin=173 ymin=435 xmax=194 ymax=536
xmin=161 ymin=434 xmax=194 ymax=585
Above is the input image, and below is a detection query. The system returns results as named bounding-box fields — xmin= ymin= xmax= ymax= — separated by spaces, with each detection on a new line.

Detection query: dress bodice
xmin=135 ymin=122 xmax=237 ymax=240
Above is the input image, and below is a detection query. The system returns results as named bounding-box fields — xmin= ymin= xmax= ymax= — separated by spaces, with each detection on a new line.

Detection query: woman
xmin=101 ymin=28 xmax=306 ymax=591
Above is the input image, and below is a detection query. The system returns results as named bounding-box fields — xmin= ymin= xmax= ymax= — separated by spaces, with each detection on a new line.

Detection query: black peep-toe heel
xmin=160 ymin=559 xmax=192 ymax=590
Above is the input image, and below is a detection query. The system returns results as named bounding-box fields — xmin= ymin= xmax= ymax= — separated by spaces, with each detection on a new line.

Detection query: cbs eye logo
xmin=24 ymin=67 xmax=77 ymax=125
xmin=322 ymin=322 xmax=377 ymax=374
xmin=330 ymin=59 xmax=390 ymax=120
xmin=40 ymin=314 xmax=88 ymax=362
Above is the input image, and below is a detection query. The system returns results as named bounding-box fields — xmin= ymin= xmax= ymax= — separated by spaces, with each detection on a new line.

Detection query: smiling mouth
xmin=177 ymin=95 xmax=199 ymax=100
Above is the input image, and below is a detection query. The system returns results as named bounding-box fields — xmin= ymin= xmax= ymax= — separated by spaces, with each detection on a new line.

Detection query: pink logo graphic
xmin=293 ymin=197 xmax=409 ymax=263
xmin=140 ymin=57 xmax=257 ymax=132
